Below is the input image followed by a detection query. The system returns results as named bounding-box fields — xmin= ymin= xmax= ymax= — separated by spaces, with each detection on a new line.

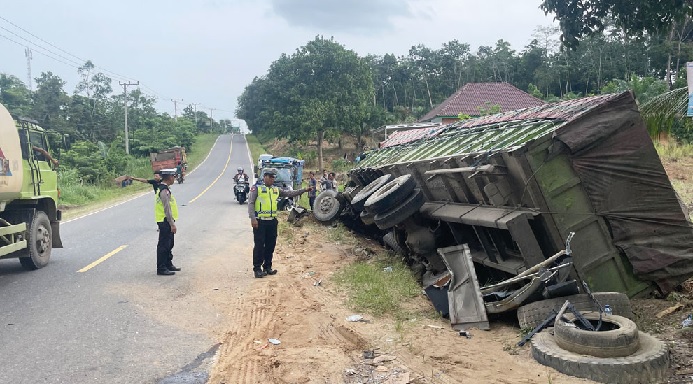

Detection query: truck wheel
xmin=313 ymin=190 xmax=342 ymax=222
xmin=364 ymin=174 xmax=416 ymax=215
xmin=374 ymin=189 xmax=425 ymax=230
xmin=516 ymin=292 xmax=633 ymax=330
xmin=19 ymin=212 xmax=52 ymax=270
xmin=350 ymin=174 xmax=392 ymax=212
xmin=554 ymin=312 xmax=640 ymax=358
xmin=383 ymin=232 xmax=407 ymax=255
xmin=531 ymin=331 xmax=669 ymax=384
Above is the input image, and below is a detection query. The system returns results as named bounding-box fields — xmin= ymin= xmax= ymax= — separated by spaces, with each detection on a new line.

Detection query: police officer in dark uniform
xmin=247 ymin=168 xmax=313 ymax=278
xmin=155 ymin=169 xmax=181 ymax=276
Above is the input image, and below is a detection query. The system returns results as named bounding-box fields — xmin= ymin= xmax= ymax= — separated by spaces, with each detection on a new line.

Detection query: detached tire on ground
xmin=517 ymin=292 xmax=633 ymax=329
xmin=531 ymin=330 xmax=669 ymax=384
xmin=374 ymin=189 xmax=425 ymax=230
xmin=313 ymin=190 xmax=342 ymax=222
xmin=554 ymin=312 xmax=640 ymax=358
xmin=350 ymin=174 xmax=392 ymax=212
xmin=364 ymin=174 xmax=416 ymax=215
xmin=19 ymin=211 xmax=52 ymax=270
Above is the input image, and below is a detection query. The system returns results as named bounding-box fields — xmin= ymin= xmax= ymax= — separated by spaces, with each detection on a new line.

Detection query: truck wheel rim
xmin=37 ymin=225 xmax=50 ymax=254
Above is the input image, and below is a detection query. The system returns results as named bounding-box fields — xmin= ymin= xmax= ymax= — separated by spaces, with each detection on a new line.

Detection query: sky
xmin=0 ymin=0 xmax=556 ymax=130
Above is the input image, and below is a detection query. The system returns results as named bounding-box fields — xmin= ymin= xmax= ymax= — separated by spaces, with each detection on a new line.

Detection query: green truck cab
xmin=0 ymin=103 xmax=63 ymax=269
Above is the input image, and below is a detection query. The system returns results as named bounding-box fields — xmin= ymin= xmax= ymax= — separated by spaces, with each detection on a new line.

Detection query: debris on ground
xmin=655 ymin=303 xmax=685 ymax=319
xmin=347 ymin=315 xmax=367 ymax=322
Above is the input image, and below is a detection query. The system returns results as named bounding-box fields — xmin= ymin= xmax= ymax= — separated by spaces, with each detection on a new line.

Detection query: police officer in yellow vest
xmin=248 ymin=168 xmax=313 ymax=278
xmin=155 ymin=169 xmax=181 ymax=276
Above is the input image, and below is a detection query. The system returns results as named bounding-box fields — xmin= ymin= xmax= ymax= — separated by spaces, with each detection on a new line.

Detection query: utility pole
xmin=119 ymin=81 xmax=139 ymax=154
xmin=209 ymin=108 xmax=216 ymax=131
xmin=191 ymin=103 xmax=200 ymax=127
xmin=171 ymin=98 xmax=183 ymax=121
xmin=24 ymin=48 xmax=32 ymax=91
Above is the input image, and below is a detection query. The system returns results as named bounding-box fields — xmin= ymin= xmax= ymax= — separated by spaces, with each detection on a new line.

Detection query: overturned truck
xmin=319 ymin=91 xmax=693 ymax=326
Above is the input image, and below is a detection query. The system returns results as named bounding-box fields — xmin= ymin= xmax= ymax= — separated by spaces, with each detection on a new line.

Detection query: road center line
xmin=188 ymin=139 xmax=232 ymax=204
xmin=78 ymin=245 xmax=128 ymax=273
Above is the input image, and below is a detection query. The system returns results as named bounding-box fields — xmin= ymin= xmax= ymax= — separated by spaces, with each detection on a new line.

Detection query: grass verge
xmin=655 ymin=142 xmax=693 ymax=162
xmin=246 ymin=134 xmax=268 ymax=174
xmin=333 ymin=250 xmax=421 ymax=320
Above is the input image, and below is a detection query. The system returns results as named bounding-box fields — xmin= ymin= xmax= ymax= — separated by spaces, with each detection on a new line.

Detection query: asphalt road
xmin=0 ymin=134 xmax=255 ymax=384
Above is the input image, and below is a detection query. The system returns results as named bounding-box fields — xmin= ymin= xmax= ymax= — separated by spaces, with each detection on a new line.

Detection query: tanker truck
xmin=0 ymin=103 xmax=63 ymax=269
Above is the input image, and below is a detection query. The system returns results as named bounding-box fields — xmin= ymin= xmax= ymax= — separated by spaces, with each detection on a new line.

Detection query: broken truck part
xmin=345 ymin=91 xmax=693 ymax=300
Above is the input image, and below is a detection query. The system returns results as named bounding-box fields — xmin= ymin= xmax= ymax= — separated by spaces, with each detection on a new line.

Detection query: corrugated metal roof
xmin=358 ymin=93 xmax=623 ymax=168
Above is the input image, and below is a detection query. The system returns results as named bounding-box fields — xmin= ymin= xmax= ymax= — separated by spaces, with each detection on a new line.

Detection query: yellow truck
xmin=0 ymin=103 xmax=63 ymax=269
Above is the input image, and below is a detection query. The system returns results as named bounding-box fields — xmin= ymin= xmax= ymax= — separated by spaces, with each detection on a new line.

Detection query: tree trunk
xmin=666 ymin=23 xmax=676 ymax=89
xmin=424 ymin=77 xmax=433 ymax=109
xmin=317 ymin=129 xmax=324 ymax=172
xmin=338 ymin=135 xmax=343 ymax=150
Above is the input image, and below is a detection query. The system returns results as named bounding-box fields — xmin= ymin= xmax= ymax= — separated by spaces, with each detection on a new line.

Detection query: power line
xmin=0 ymin=17 xmax=227 ymax=120
xmin=0 ymin=15 xmax=134 ymax=82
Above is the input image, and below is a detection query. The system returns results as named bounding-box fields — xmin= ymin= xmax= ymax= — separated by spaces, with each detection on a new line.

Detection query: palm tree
xmin=639 ymin=87 xmax=688 ymax=139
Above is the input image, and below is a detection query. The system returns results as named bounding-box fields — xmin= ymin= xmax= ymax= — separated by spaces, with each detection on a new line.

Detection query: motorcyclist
xmin=234 ymin=167 xmax=249 ymax=183
xmin=234 ymin=167 xmax=250 ymax=193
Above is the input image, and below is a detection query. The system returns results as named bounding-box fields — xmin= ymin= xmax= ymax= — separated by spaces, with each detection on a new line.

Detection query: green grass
xmin=655 ymin=141 xmax=693 ymax=162
xmin=246 ymin=134 xmax=268 ymax=174
xmin=186 ymin=133 xmax=219 ymax=170
xmin=59 ymin=133 xmax=219 ymax=218
xmin=333 ymin=251 xmax=421 ymax=320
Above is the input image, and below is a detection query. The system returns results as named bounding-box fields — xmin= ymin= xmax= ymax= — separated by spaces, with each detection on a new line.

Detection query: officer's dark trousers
xmin=252 ymin=218 xmax=278 ymax=271
xmin=157 ymin=221 xmax=175 ymax=271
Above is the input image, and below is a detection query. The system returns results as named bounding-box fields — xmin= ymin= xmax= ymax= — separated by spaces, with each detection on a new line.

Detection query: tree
xmin=541 ymin=0 xmax=693 ymax=48
xmin=32 ymin=72 xmax=70 ymax=133
xmin=0 ymin=74 xmax=31 ymax=115
xmin=237 ymin=36 xmax=373 ymax=170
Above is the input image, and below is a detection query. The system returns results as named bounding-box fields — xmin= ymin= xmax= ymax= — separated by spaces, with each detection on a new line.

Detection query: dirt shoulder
xmin=208 ymin=219 xmax=593 ymax=384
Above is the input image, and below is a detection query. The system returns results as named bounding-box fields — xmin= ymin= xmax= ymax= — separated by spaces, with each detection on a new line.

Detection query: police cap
xmin=158 ymin=168 xmax=177 ymax=176
xmin=262 ymin=168 xmax=278 ymax=177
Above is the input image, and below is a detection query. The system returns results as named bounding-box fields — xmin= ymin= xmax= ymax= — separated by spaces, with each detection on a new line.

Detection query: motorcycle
xmin=234 ymin=180 xmax=249 ymax=204
xmin=176 ymin=172 xmax=184 ymax=184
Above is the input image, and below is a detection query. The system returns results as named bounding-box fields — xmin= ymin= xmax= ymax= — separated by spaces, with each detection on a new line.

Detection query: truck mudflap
xmin=51 ymin=220 xmax=63 ymax=248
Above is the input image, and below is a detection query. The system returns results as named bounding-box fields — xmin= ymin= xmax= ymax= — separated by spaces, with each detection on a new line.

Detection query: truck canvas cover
xmin=357 ymin=92 xmax=693 ymax=294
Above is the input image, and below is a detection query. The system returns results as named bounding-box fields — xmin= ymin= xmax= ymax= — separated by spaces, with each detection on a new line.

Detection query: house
xmin=419 ymin=82 xmax=545 ymax=124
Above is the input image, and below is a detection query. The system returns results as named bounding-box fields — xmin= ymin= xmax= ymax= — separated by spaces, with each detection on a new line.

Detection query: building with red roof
xmin=419 ymin=82 xmax=545 ymax=124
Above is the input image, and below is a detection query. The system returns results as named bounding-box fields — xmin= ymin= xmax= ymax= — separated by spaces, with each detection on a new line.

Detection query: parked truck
xmin=150 ymin=147 xmax=187 ymax=183
xmin=0 ymin=103 xmax=63 ymax=269
xmin=258 ymin=156 xmax=305 ymax=210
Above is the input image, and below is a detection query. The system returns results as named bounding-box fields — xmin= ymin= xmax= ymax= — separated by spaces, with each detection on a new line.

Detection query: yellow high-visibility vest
xmin=155 ymin=187 xmax=179 ymax=222
xmin=255 ymin=185 xmax=279 ymax=218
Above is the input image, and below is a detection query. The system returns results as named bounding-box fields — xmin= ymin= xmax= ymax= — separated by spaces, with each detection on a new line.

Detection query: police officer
xmin=155 ymin=169 xmax=181 ymax=276
xmin=247 ymin=168 xmax=313 ymax=278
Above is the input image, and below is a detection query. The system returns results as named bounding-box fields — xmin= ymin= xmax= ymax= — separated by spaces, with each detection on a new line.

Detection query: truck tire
xmin=554 ymin=312 xmax=640 ymax=358
xmin=313 ymin=190 xmax=342 ymax=222
xmin=517 ymin=292 xmax=633 ymax=330
xmin=383 ymin=232 xmax=407 ymax=255
xmin=350 ymin=174 xmax=392 ymax=212
xmin=19 ymin=212 xmax=52 ymax=270
xmin=374 ymin=189 xmax=425 ymax=230
xmin=364 ymin=174 xmax=416 ymax=215
xmin=531 ymin=330 xmax=669 ymax=384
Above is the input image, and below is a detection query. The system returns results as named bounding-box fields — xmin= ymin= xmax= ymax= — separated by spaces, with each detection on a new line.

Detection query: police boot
xmin=254 ymin=270 xmax=265 ymax=278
